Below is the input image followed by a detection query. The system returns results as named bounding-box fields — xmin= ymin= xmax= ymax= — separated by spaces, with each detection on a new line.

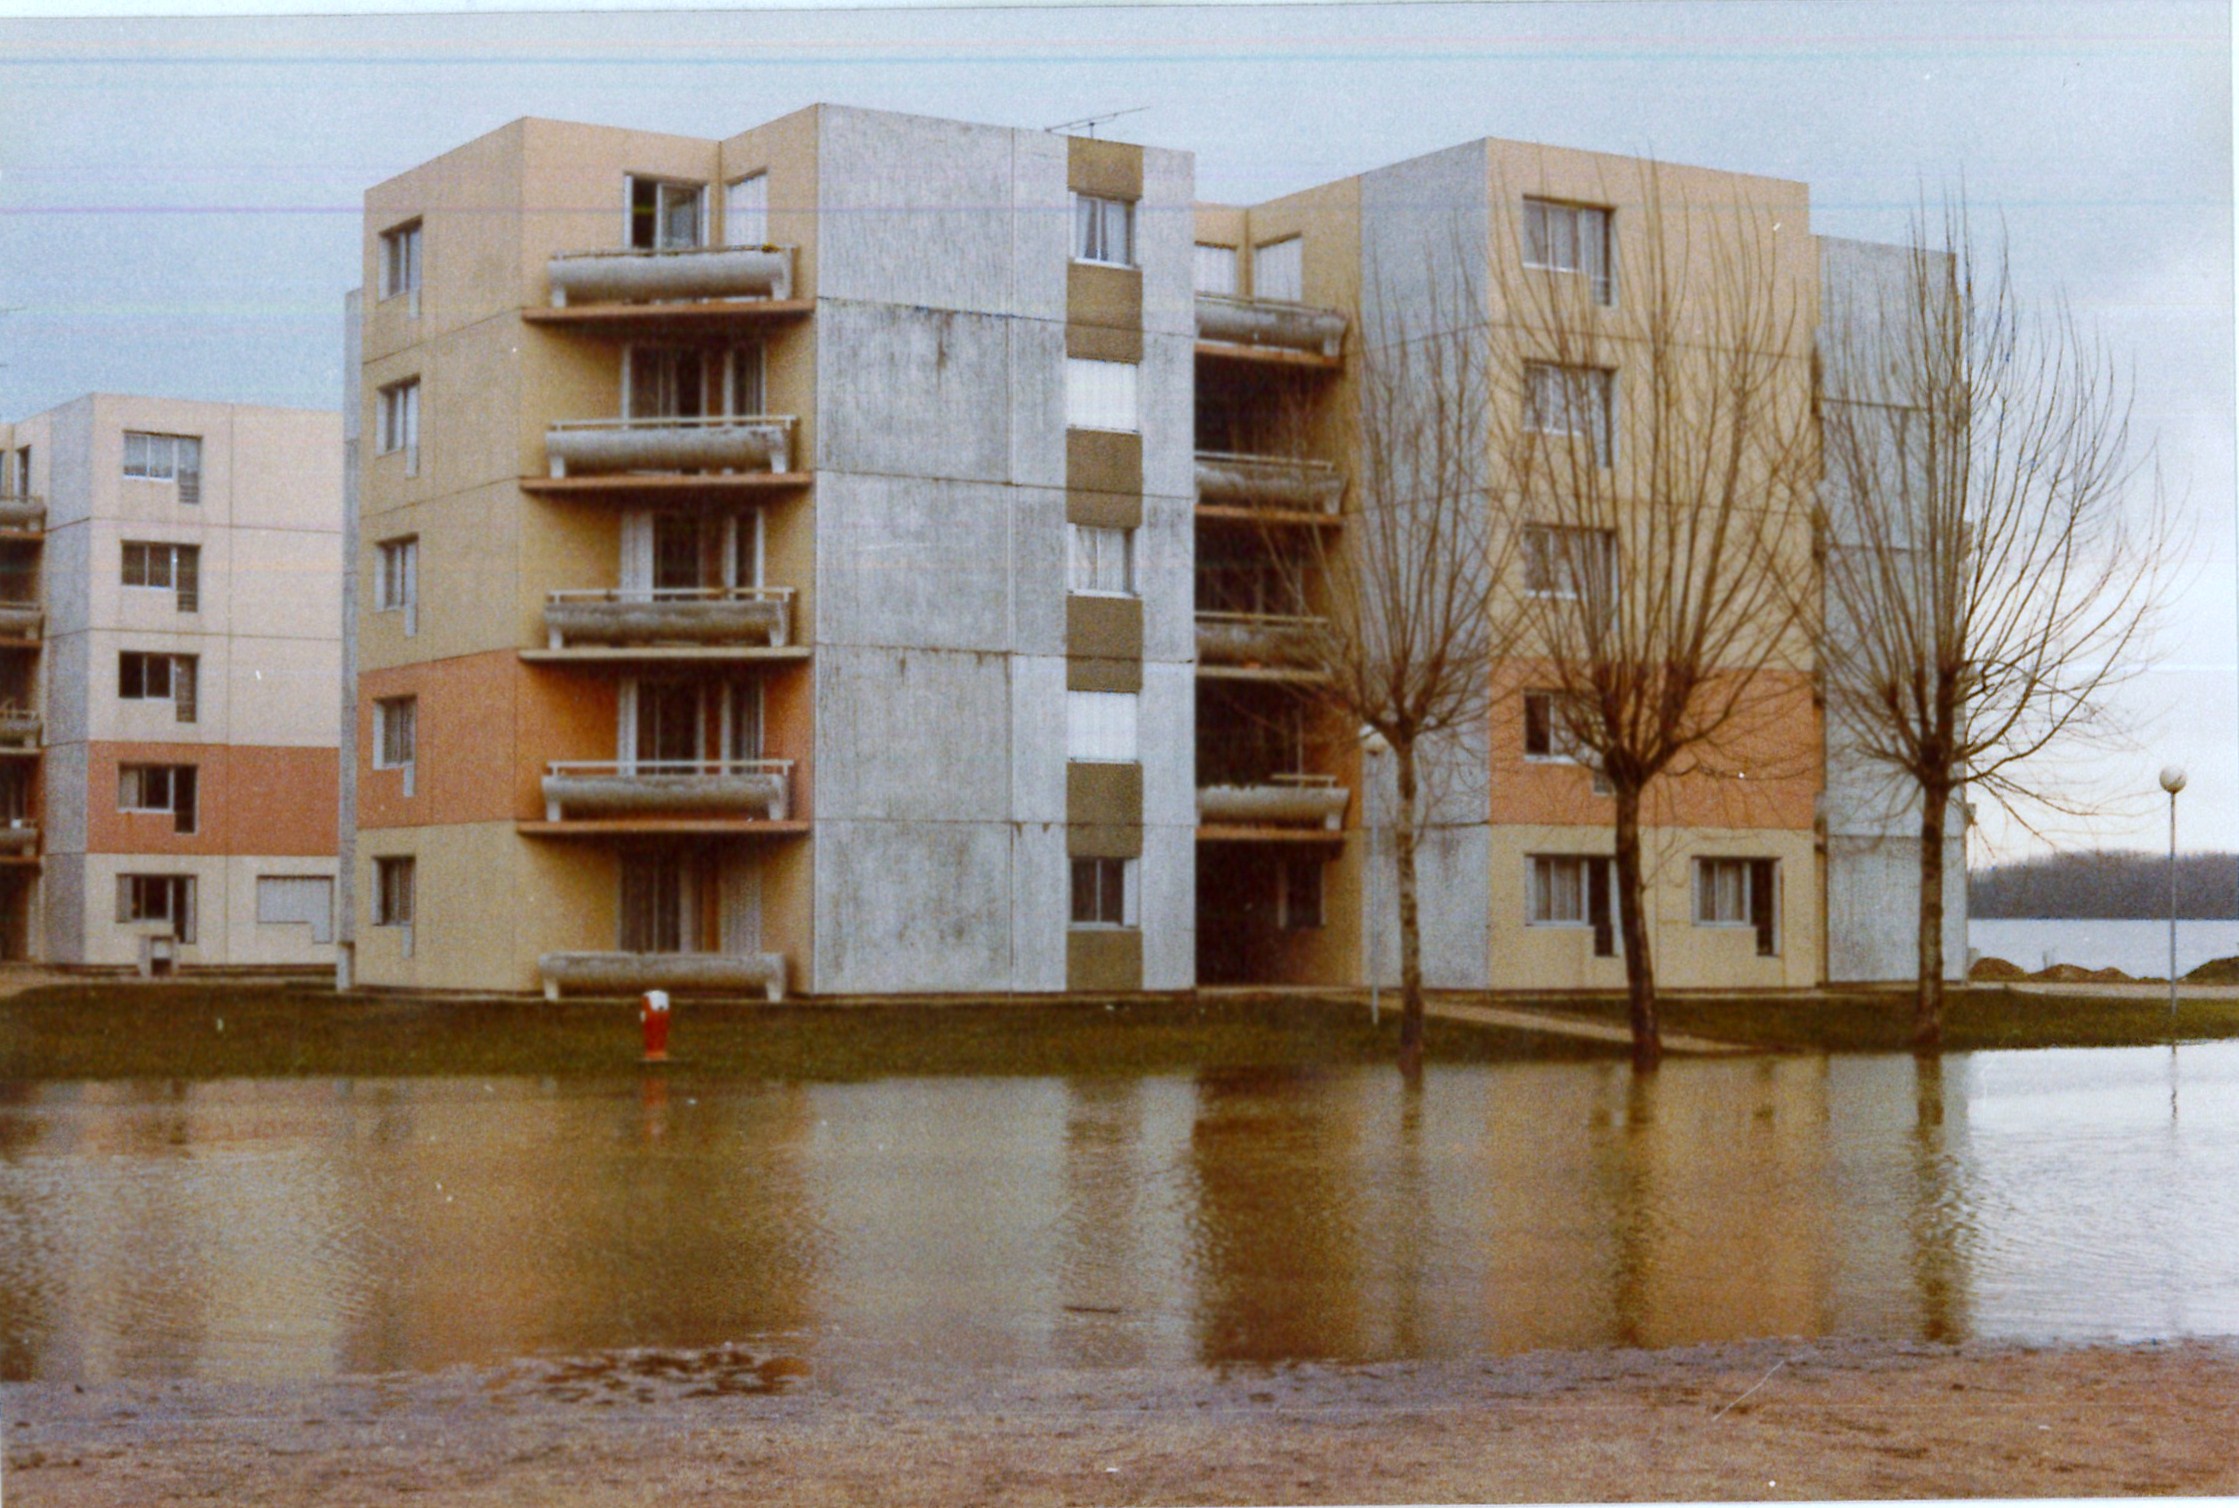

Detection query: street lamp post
xmin=2160 ymin=766 xmax=2187 ymax=1022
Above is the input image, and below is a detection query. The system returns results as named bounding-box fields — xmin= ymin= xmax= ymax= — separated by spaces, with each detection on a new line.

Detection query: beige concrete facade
xmin=0 ymin=393 xmax=343 ymax=968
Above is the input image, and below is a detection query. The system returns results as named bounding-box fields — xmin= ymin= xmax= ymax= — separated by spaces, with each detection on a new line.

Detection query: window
xmin=1068 ymin=524 xmax=1136 ymax=596
xmin=122 ymin=542 xmax=200 ymax=612
xmin=1069 ymin=856 xmax=1137 ymax=928
xmin=1193 ymin=243 xmax=1239 ymax=296
xmin=1526 ymin=362 xmax=1615 ymax=464
xmin=1065 ymin=358 xmax=1139 ymax=433
xmin=378 ymin=379 xmax=420 ymax=472
xmin=1252 ymin=237 xmax=1303 ymax=301
xmin=374 ymin=696 xmax=417 ymax=787
xmin=116 ymin=875 xmax=196 ymax=944
xmin=118 ymin=763 xmax=198 ymax=834
xmin=377 ymin=536 xmax=418 ymax=635
xmin=373 ymin=857 xmax=415 ymax=957
xmin=1278 ymin=858 xmax=1325 ymax=931
xmin=2 ymin=445 xmax=29 ymax=499
xmin=1066 ymin=690 xmax=1138 ymax=764
xmin=1523 ymin=198 xmax=1614 ymax=305
xmin=379 ymin=219 xmax=422 ymax=306
xmin=1073 ymin=193 xmax=1135 ymax=267
xmin=1528 ymin=854 xmax=1618 ymax=957
xmin=630 ymin=176 xmax=704 ymax=251
xmin=118 ymin=652 xmax=197 ymax=723
xmin=1523 ymin=524 xmax=1617 ymax=602
xmin=1694 ymin=857 xmax=1780 ymax=956
xmin=724 ymin=173 xmax=768 ymax=248
xmin=122 ymin=432 xmax=202 ymax=504
xmin=257 ymin=875 xmax=334 ymax=945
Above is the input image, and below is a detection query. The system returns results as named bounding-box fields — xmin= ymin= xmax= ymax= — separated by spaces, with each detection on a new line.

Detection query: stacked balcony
xmin=540 ymin=757 xmax=792 ymax=826
xmin=1198 ymin=773 xmax=1350 ymax=833
xmin=1195 ymin=452 xmax=1343 ymax=520
xmin=1195 ymin=294 xmax=1348 ymax=363
xmin=537 ymin=948 xmax=787 ymax=1003
xmin=546 ymin=414 xmax=795 ymax=480
xmin=0 ymin=602 xmax=41 ymax=643
xmin=0 ymin=497 xmax=44 ymax=535
xmin=0 ymin=706 xmax=38 ymax=751
xmin=1195 ymin=610 xmax=1326 ymax=679
xmin=544 ymin=586 xmax=792 ymax=652
xmin=548 ymin=244 xmax=796 ymax=308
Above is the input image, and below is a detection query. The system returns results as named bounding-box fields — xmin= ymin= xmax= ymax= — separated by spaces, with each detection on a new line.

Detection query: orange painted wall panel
xmin=85 ymin=742 xmax=337 ymax=856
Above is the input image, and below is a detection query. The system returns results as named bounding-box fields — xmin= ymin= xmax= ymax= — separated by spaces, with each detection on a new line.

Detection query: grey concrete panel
xmin=1360 ymin=142 xmax=1490 ymax=349
xmin=1138 ymin=332 xmax=1196 ymax=503
xmin=1418 ymin=823 xmax=1493 ymax=988
xmin=815 ymin=303 xmax=1015 ymax=485
xmin=1008 ymin=319 xmax=1067 ymax=491
xmin=1009 ymin=818 xmax=1068 ymax=991
xmin=1137 ymin=659 xmax=1196 ymax=829
xmin=1827 ymin=833 xmax=1968 ymax=982
xmin=816 ymin=107 xmax=1019 ymax=315
xmin=1012 ymin=484 xmax=1067 ymax=657
xmin=1138 ymin=820 xmax=1196 ymax=990
xmin=1137 ymin=146 xmax=1198 ymax=338
xmin=1819 ymin=237 xmax=1921 ymax=409
xmin=814 ymin=472 xmax=1013 ymax=652
xmin=43 ymin=397 xmax=97 ymax=531
xmin=38 ymin=739 xmax=89 ymax=855
xmin=1010 ymin=653 xmax=1067 ymax=825
xmin=814 ymin=817 xmax=1014 ymax=992
xmin=41 ymin=853 xmax=85 ymax=966
xmin=1011 ymin=130 xmax=1071 ymax=325
xmin=41 ymin=632 xmax=91 ymax=748
xmin=1137 ymin=489 xmax=1195 ymax=664
xmin=39 ymin=520 xmax=93 ymax=642
xmin=812 ymin=646 xmax=1013 ymax=823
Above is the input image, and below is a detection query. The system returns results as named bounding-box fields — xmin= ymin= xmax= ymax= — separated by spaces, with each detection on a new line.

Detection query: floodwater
xmin=1970 ymin=917 xmax=2239 ymax=978
xmin=2 ymin=1045 xmax=2236 ymax=1386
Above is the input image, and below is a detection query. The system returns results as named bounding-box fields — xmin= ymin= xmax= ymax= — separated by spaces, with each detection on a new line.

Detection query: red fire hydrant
xmin=640 ymin=989 xmax=671 ymax=1063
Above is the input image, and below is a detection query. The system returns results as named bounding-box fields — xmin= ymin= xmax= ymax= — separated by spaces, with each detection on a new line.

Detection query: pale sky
xmin=0 ymin=0 xmax=2228 ymax=861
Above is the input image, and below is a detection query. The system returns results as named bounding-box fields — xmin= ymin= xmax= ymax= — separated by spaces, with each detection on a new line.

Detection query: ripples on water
xmin=1 ymin=1046 xmax=2234 ymax=1384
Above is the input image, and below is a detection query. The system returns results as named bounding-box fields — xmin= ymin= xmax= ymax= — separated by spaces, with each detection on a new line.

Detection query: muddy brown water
xmin=1 ymin=1045 xmax=2234 ymax=1387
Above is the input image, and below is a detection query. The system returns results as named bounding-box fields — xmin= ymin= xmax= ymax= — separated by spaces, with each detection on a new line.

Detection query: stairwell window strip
xmin=1068 ymin=524 xmax=1136 ymax=596
xmin=379 ymin=219 xmax=422 ymax=309
xmin=724 ymin=173 xmax=768 ymax=248
xmin=1522 ymin=198 xmax=1615 ymax=305
xmin=122 ymin=432 xmax=202 ymax=503
xmin=1073 ymin=193 xmax=1135 ymax=267
xmin=1065 ymin=359 xmax=1138 ymax=433
xmin=1069 ymin=856 xmax=1137 ymax=928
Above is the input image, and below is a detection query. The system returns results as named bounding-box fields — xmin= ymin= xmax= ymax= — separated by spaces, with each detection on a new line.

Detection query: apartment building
xmin=0 ymin=395 xmax=343 ymax=969
xmin=346 ymin=105 xmax=1942 ymax=998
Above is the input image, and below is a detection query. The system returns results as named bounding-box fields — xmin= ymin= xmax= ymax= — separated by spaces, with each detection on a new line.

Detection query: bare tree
xmin=1818 ymin=198 xmax=2165 ymax=1052
xmin=1496 ymin=164 xmax=1823 ymax=1071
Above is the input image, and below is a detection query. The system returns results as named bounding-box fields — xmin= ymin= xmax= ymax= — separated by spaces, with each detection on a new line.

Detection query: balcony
xmin=547 ymin=244 xmax=796 ymax=307
xmin=1196 ymin=611 xmax=1324 ymax=675
xmin=545 ymin=415 xmax=795 ymax=479
xmin=1196 ymin=451 xmax=1343 ymax=516
xmin=545 ymin=587 xmax=793 ymax=651
xmin=0 ymin=821 xmax=37 ymax=854
xmin=1199 ymin=774 xmax=1350 ymax=831
xmin=1196 ymin=294 xmax=1348 ymax=361
xmin=541 ymin=758 xmax=792 ymax=824
xmin=0 ymin=707 xmax=37 ymax=749
xmin=0 ymin=602 xmax=41 ymax=641
xmin=539 ymin=950 xmax=787 ymax=1003
xmin=0 ymin=497 xmax=43 ymax=534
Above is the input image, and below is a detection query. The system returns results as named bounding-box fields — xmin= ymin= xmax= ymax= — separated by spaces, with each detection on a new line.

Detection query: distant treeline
xmin=1970 ymin=850 xmax=2239 ymax=920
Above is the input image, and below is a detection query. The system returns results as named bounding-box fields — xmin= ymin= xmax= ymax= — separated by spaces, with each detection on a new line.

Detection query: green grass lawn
xmin=0 ymin=983 xmax=1617 ymax=1083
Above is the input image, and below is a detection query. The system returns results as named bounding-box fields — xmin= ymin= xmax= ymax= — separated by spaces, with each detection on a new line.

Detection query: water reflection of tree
xmin=1907 ymin=1055 xmax=1972 ymax=1343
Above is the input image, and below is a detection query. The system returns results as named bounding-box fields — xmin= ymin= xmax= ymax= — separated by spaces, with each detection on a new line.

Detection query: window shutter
xmin=179 ymin=878 xmax=197 ymax=947
xmin=174 ymin=766 xmax=198 ymax=835
xmin=115 ymin=875 xmax=132 ymax=924
xmin=176 ymin=439 xmax=201 ymax=505
xmin=174 ymin=657 xmax=197 ymax=724
xmin=176 ymin=547 xmax=200 ymax=614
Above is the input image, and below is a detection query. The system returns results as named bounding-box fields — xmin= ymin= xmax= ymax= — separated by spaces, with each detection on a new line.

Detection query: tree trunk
xmin=1913 ymin=781 xmax=1951 ymax=1054
xmin=1393 ymin=737 xmax=1426 ymax=1081
xmin=1611 ymin=782 xmax=1661 ymax=1072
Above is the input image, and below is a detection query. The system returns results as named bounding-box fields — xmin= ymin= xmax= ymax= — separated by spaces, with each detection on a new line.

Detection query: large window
xmin=1523 ymin=198 xmax=1614 ymax=305
xmin=724 ymin=173 xmax=768 ymax=248
xmin=118 ymin=763 xmax=198 ymax=834
xmin=378 ymin=378 xmax=420 ymax=474
xmin=1193 ymin=243 xmax=1239 ymax=297
xmin=1066 ymin=690 xmax=1139 ymax=764
xmin=1527 ymin=854 xmax=1617 ymax=957
xmin=1073 ymin=193 xmax=1135 ymax=267
xmin=122 ymin=542 xmax=200 ymax=613
xmin=122 ymin=432 xmax=202 ymax=504
xmin=377 ymin=536 xmax=419 ymax=635
xmin=118 ymin=652 xmax=197 ymax=723
xmin=1068 ymin=524 xmax=1136 ymax=596
xmin=1069 ymin=856 xmax=1137 ymax=928
xmin=1526 ymin=362 xmax=1615 ymax=465
xmin=1065 ymin=358 xmax=1139 ymax=433
xmin=379 ymin=219 xmax=422 ymax=305
xmin=117 ymin=874 xmax=196 ymax=944
xmin=1522 ymin=524 xmax=1617 ymax=602
xmin=1252 ymin=236 xmax=1303 ymax=301
xmin=629 ymin=176 xmax=704 ymax=251
xmin=1694 ymin=857 xmax=1780 ymax=957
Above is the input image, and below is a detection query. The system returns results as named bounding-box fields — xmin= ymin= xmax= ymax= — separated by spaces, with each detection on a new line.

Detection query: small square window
xmin=1069 ymin=856 xmax=1135 ymax=928
xmin=1066 ymin=690 xmax=1138 ymax=763
xmin=1523 ymin=198 xmax=1615 ymax=305
xmin=1073 ymin=193 xmax=1135 ymax=268
xmin=1065 ymin=358 xmax=1139 ymax=433
xmin=1694 ymin=857 xmax=1780 ymax=956
xmin=1068 ymin=524 xmax=1136 ymax=596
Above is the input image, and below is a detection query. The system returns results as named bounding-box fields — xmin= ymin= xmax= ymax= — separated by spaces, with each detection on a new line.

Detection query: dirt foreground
xmin=7 ymin=1336 xmax=2236 ymax=1505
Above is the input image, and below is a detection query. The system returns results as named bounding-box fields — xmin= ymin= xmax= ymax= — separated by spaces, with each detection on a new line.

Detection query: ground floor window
xmin=116 ymin=873 xmax=196 ymax=944
xmin=1526 ymin=854 xmax=1617 ymax=957
xmin=1070 ymin=856 xmax=1136 ymax=928
xmin=1694 ymin=857 xmax=1779 ymax=957
xmin=257 ymin=875 xmax=334 ymax=945
xmin=374 ymin=857 xmax=415 ymax=927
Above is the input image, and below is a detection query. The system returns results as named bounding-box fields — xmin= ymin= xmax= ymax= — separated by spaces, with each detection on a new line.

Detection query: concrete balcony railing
xmin=539 ymin=950 xmax=787 ymax=1003
xmin=548 ymin=244 xmax=795 ymax=306
xmin=0 ymin=497 xmax=44 ymax=532
xmin=0 ymin=707 xmax=37 ymax=747
xmin=545 ymin=587 xmax=793 ymax=650
xmin=0 ymin=602 xmax=41 ymax=640
xmin=541 ymin=758 xmax=792 ymax=823
xmin=1199 ymin=774 xmax=1350 ymax=830
xmin=1196 ymin=451 xmax=1344 ymax=514
xmin=1196 ymin=294 xmax=1348 ymax=358
xmin=546 ymin=415 xmax=795 ymax=479
xmin=0 ymin=821 xmax=38 ymax=852
xmin=1196 ymin=610 xmax=1324 ymax=670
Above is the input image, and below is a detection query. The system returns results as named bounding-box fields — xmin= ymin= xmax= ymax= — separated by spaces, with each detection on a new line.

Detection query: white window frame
xmin=629 ymin=175 xmax=706 ymax=251
xmin=1522 ymin=197 xmax=1615 ymax=305
xmin=1067 ymin=523 xmax=1137 ymax=597
xmin=1193 ymin=242 xmax=1239 ymax=296
xmin=724 ymin=172 xmax=769 ymax=248
xmin=1527 ymin=854 xmax=1593 ymax=927
xmin=122 ymin=541 xmax=200 ymax=613
xmin=378 ymin=378 xmax=421 ymax=475
xmin=1072 ymin=193 xmax=1136 ymax=268
xmin=379 ymin=219 xmax=423 ymax=312
xmin=1064 ymin=358 xmax=1139 ymax=434
xmin=377 ymin=536 xmax=419 ymax=636
xmin=121 ymin=432 xmax=202 ymax=503
xmin=1526 ymin=362 xmax=1615 ymax=465
xmin=374 ymin=695 xmax=418 ymax=797
xmin=118 ymin=651 xmax=197 ymax=723
xmin=1252 ymin=236 xmax=1304 ymax=302
xmin=1068 ymin=855 xmax=1139 ymax=930
xmin=1523 ymin=524 xmax=1618 ymax=601
xmin=117 ymin=873 xmax=197 ymax=944
xmin=1066 ymin=690 xmax=1139 ymax=764
xmin=118 ymin=762 xmax=197 ymax=833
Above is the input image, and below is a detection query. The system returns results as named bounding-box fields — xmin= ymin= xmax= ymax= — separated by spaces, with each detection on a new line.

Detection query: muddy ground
xmin=7 ymin=1335 xmax=2236 ymax=1504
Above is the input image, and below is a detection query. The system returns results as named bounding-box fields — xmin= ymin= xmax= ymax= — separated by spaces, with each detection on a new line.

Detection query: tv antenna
xmin=1045 ymin=106 xmax=1149 ymax=139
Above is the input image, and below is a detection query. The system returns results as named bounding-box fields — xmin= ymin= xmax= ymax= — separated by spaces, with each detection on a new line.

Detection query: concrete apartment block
xmin=347 ymin=105 xmax=1939 ymax=998
xmin=0 ymin=394 xmax=343 ymax=969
